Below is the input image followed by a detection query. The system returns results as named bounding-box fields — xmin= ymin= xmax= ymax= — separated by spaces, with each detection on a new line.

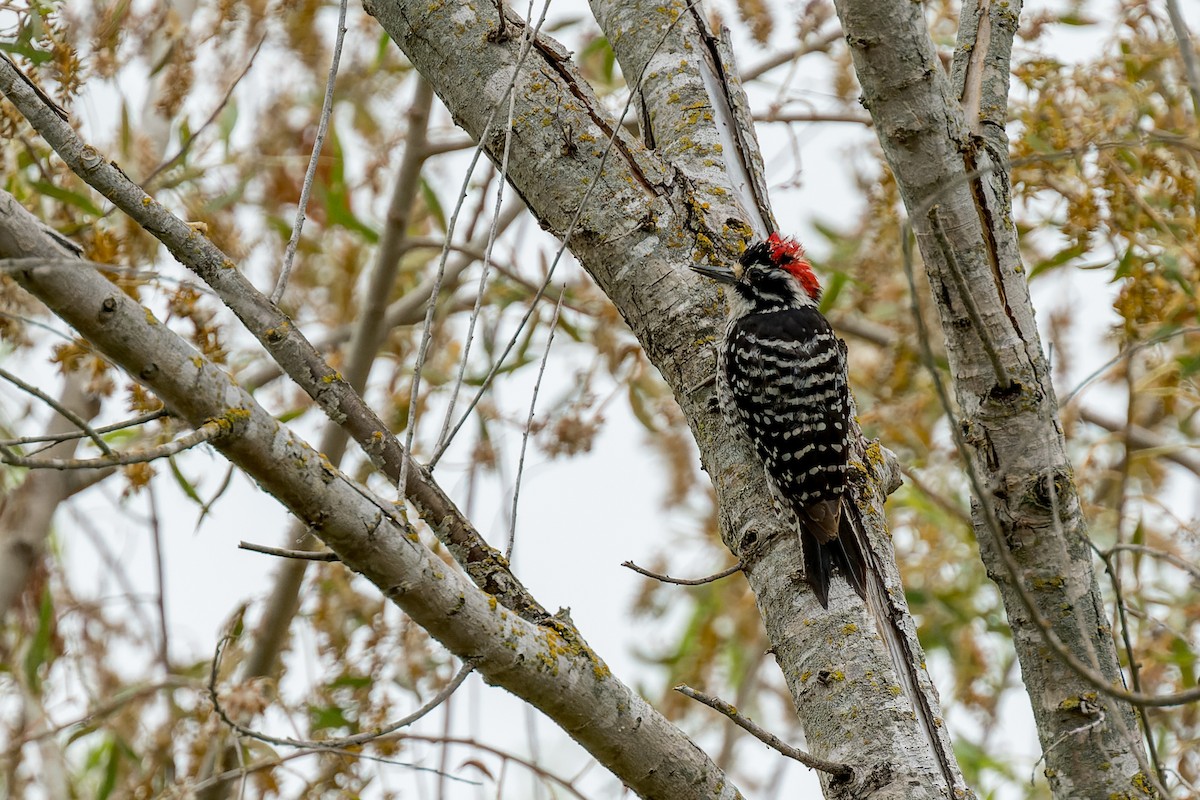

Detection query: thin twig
xmin=621 ymin=560 xmax=742 ymax=586
xmin=1103 ymin=543 xmax=1200 ymax=585
xmin=897 ymin=465 xmax=972 ymax=524
xmin=1029 ymin=703 xmax=1107 ymax=785
xmin=507 ymin=290 xmax=563 ymax=561
xmin=1 ymin=678 xmax=197 ymax=756
xmin=147 ymin=484 xmax=171 ymax=671
xmin=927 ymin=206 xmax=1010 ymax=390
xmin=754 ymin=111 xmax=872 ymax=126
xmin=271 ymin=0 xmax=349 ymax=303
xmin=428 ymin=0 xmax=711 ymax=467
xmin=381 ymin=734 xmax=593 ymax=800
xmin=188 ymin=744 xmax=478 ymax=794
xmin=1076 ymin=406 xmax=1200 ymax=478
xmin=434 ymin=3 xmax=531 ymax=456
xmin=238 ymin=541 xmax=341 ymax=561
xmin=0 ymin=408 xmax=168 ymax=449
xmin=739 ymin=29 xmax=842 ymax=81
xmin=209 ymin=633 xmax=475 ymax=749
xmin=402 ymin=0 xmax=553 ymax=487
xmin=0 ymin=53 xmax=550 ymax=626
xmin=1060 ymin=326 xmax=1200 ymax=407
xmin=143 ymin=33 xmax=268 ymax=186
xmin=0 ymin=419 xmax=223 ymax=469
xmin=674 ymin=684 xmax=853 ymax=778
xmin=0 ymin=365 xmax=113 ymax=456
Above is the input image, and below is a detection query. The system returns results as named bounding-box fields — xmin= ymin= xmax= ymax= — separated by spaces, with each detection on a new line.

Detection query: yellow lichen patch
xmin=842 ymin=623 xmax=859 ymax=635
xmin=1130 ymin=771 xmax=1155 ymax=795
xmin=1056 ymin=691 xmax=1098 ymax=711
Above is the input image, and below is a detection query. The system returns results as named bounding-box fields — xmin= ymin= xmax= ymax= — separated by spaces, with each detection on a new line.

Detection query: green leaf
xmin=29 ymin=181 xmax=104 ymax=217
xmin=1027 ymin=242 xmax=1088 ymax=279
xmin=98 ymin=737 xmax=121 ymax=800
xmin=818 ymin=269 xmax=847 ymax=313
xmin=23 ymin=585 xmax=55 ymax=691
xmin=419 ymin=177 xmax=446 ymax=232
xmin=329 ymin=673 xmax=372 ymax=690
xmin=168 ymin=455 xmax=204 ymax=504
xmin=309 ymin=704 xmax=355 ymax=733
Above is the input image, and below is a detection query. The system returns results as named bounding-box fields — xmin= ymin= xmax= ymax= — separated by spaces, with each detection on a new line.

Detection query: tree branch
xmin=0 ymin=189 xmax=743 ymax=800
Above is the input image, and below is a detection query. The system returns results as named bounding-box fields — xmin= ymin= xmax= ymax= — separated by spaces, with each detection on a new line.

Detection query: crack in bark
xmin=518 ymin=18 xmax=658 ymax=197
xmin=963 ymin=144 xmax=1027 ymax=351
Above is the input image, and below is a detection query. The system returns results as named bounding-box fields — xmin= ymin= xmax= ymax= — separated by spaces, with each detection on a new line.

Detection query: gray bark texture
xmin=0 ymin=191 xmax=742 ymax=800
xmin=11 ymin=0 xmax=1141 ymax=794
xmin=367 ymin=0 xmax=966 ymax=797
xmin=832 ymin=0 xmax=1158 ymax=797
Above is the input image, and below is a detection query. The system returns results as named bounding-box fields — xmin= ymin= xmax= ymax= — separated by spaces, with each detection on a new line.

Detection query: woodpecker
xmin=692 ymin=232 xmax=867 ymax=608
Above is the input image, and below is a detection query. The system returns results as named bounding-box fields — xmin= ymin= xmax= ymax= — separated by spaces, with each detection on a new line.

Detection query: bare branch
xmin=621 ymin=560 xmax=741 ymax=586
xmin=0 ymin=409 xmax=168 ymax=450
xmin=0 ymin=419 xmax=222 ymax=469
xmin=674 ymin=684 xmax=853 ymax=778
xmin=1 ymin=188 xmax=743 ymax=800
xmin=507 ymin=290 xmax=562 ymax=561
xmin=0 ymin=365 xmax=112 ymax=456
xmin=238 ymin=541 xmax=340 ymax=562
xmin=0 ymin=61 xmax=552 ymax=628
xmin=272 ymin=0 xmax=349 ymax=303
xmin=210 ymin=631 xmax=474 ymax=749
xmin=901 ymin=220 xmax=1200 ymax=710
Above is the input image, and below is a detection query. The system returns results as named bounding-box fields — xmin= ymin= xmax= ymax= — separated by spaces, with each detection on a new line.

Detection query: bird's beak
xmin=689 ymin=264 xmax=739 ymax=285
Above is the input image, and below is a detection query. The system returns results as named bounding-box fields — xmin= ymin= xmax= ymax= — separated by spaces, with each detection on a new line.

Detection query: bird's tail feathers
xmin=797 ymin=507 xmax=867 ymax=608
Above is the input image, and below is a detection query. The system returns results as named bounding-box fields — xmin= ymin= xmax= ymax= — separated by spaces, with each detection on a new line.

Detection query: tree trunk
xmin=367 ymin=0 xmax=967 ymax=796
xmin=831 ymin=0 xmax=1157 ymax=796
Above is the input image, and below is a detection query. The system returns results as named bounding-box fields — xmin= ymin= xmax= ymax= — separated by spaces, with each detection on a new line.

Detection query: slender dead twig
xmin=1103 ymin=543 xmax=1200 ymax=585
xmin=0 ymin=420 xmax=223 ymax=469
xmin=621 ymin=560 xmax=741 ymax=586
xmin=238 ymin=541 xmax=340 ymax=562
xmin=188 ymin=743 xmax=476 ymax=794
xmin=428 ymin=0 xmax=712 ymax=468
xmin=400 ymin=0 xmax=554 ymax=488
xmin=271 ymin=0 xmax=349 ymax=303
xmin=0 ymin=365 xmax=112 ymax=456
xmin=674 ymin=684 xmax=852 ymax=778
xmin=507 ymin=289 xmax=563 ymax=561
xmin=0 ymin=409 xmax=168 ymax=449
xmin=927 ymin=207 xmax=1010 ymax=390
xmin=143 ymin=33 xmax=268 ymax=186
xmin=209 ymin=633 xmax=474 ymax=750
xmin=382 ymin=734 xmax=593 ymax=800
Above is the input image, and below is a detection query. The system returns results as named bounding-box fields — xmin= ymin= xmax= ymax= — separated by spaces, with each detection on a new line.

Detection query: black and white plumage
xmin=693 ymin=234 xmax=866 ymax=607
